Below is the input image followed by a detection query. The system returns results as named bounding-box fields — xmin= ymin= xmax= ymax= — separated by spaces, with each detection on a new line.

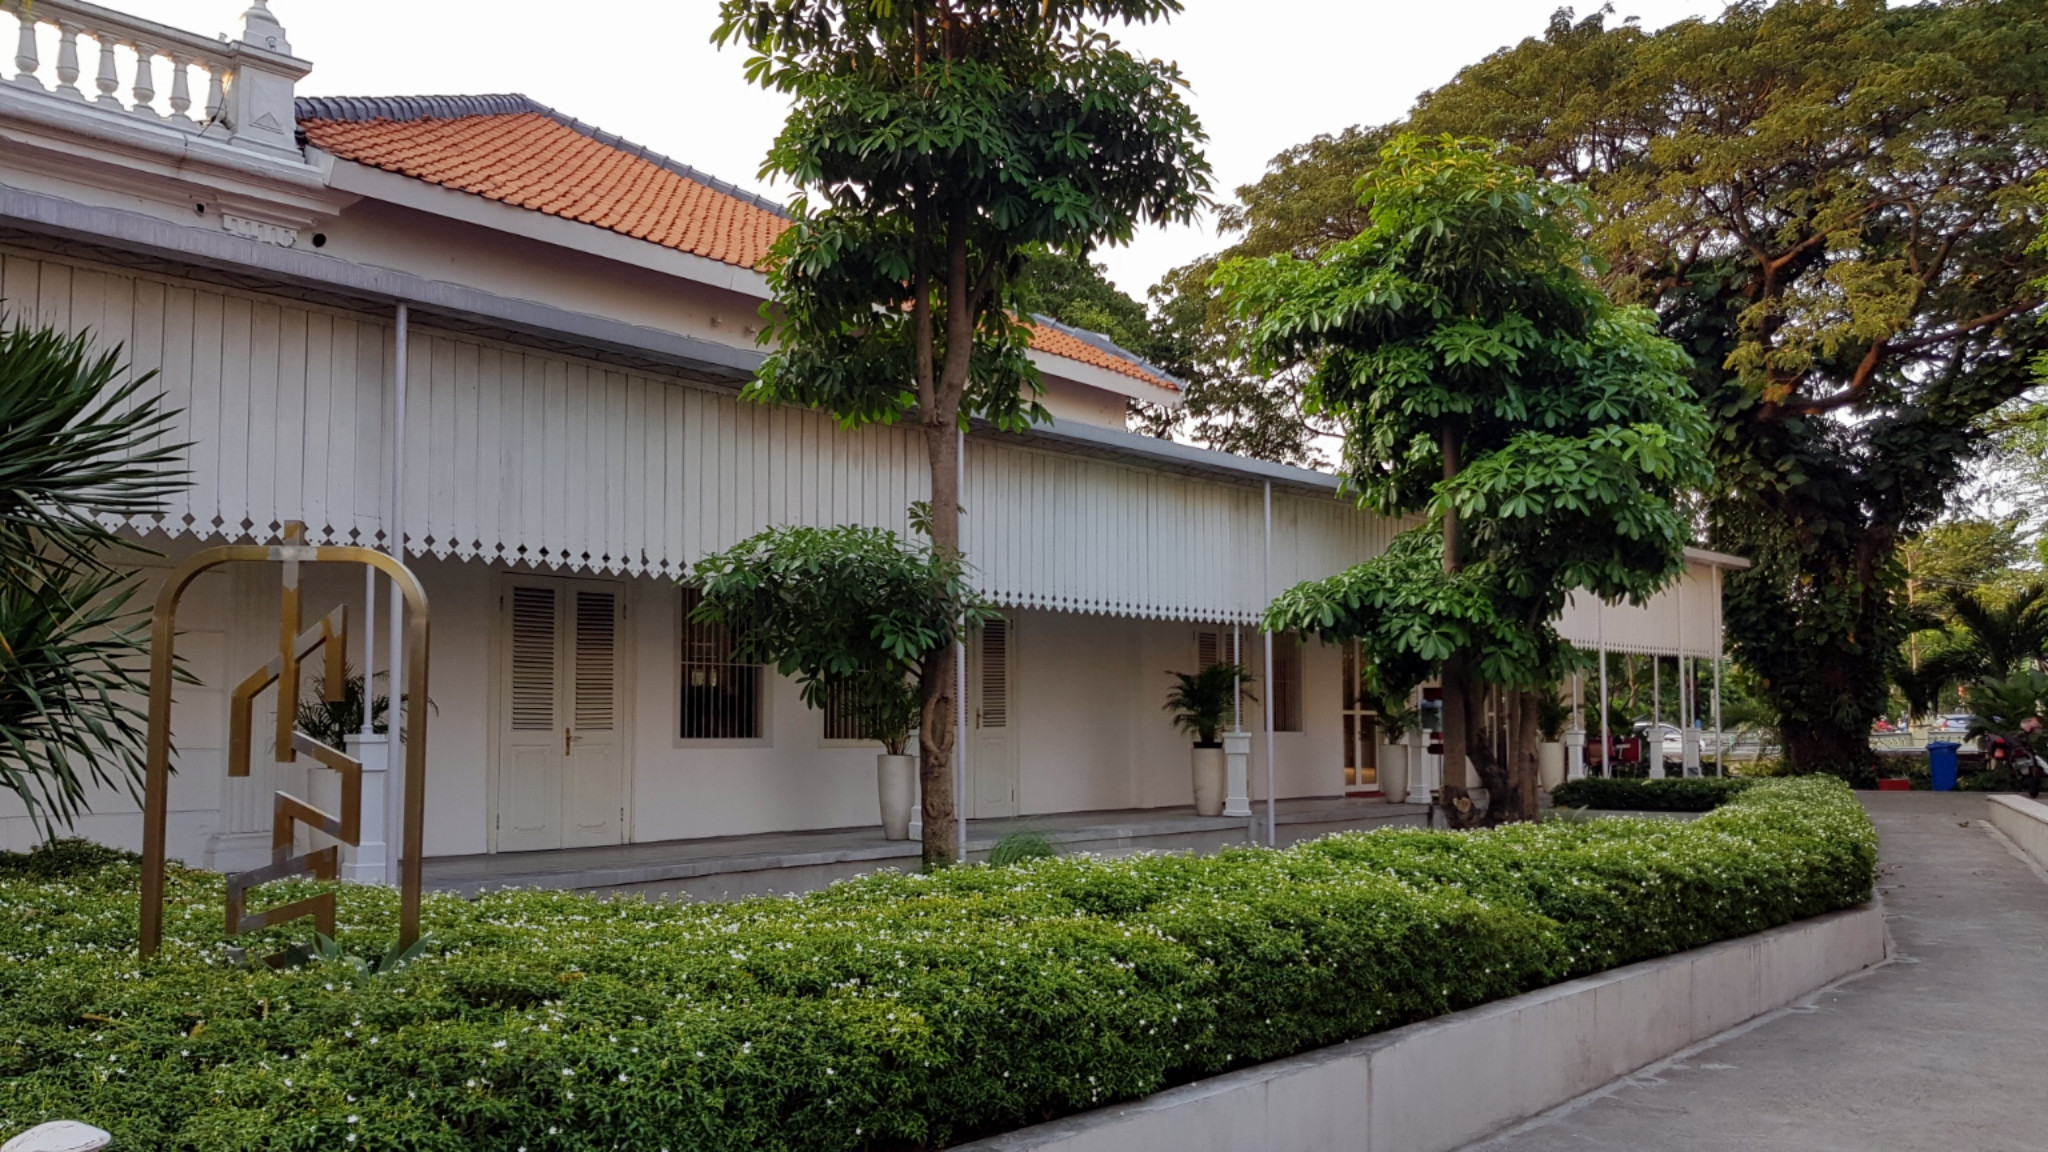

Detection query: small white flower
xmin=493 ymin=1039 xmax=507 ymax=1049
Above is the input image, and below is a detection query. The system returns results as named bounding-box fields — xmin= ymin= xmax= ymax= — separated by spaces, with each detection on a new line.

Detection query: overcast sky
xmin=137 ymin=0 xmax=1722 ymax=298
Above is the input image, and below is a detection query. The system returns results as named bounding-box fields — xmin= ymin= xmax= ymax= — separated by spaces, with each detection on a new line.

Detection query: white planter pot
xmin=1538 ymin=741 xmax=1566 ymax=791
xmin=877 ymin=754 xmax=916 ymax=841
xmin=1378 ymin=742 xmax=1409 ymax=804
xmin=1191 ymin=745 xmax=1227 ymax=816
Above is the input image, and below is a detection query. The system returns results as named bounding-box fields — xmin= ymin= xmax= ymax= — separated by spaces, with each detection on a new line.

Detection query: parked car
xmin=1929 ymin=714 xmax=1977 ymax=735
xmin=1633 ymin=721 xmax=1720 ymax=760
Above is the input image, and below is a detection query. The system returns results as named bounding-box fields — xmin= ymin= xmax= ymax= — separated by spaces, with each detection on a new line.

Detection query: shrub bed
xmin=1551 ymin=776 xmax=1756 ymax=811
xmin=0 ymin=779 xmax=1874 ymax=1151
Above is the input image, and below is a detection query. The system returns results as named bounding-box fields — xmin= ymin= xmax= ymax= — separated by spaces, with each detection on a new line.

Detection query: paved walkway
xmin=422 ymin=796 xmax=1427 ymax=895
xmin=1469 ymin=792 xmax=2048 ymax=1152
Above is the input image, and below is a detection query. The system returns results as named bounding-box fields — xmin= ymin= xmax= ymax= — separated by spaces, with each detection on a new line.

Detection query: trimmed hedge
xmin=1551 ymin=776 xmax=1757 ymax=811
xmin=0 ymin=778 xmax=1874 ymax=1151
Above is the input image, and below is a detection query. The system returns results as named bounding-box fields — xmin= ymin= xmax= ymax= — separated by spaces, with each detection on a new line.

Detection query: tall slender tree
xmin=1221 ymin=136 xmax=1710 ymax=824
xmin=713 ymin=0 xmax=1209 ymax=864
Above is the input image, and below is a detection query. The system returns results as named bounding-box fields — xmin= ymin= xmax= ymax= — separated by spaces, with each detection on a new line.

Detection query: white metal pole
xmin=1233 ymin=624 xmax=1242 ymax=728
xmin=1597 ymin=601 xmax=1610 ymax=779
xmin=385 ymin=302 xmax=408 ymax=885
xmin=956 ymin=423 xmax=968 ymax=864
xmin=1263 ymin=480 xmax=1275 ymax=848
xmin=1714 ymin=564 xmax=1725 ymax=775
xmin=360 ymin=565 xmax=376 ymax=740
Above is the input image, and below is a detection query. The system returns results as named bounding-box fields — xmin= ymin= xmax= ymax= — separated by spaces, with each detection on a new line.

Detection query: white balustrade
xmin=4 ymin=0 xmax=244 ymax=131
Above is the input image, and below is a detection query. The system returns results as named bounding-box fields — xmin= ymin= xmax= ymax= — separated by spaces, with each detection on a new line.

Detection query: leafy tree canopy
xmin=714 ymin=0 xmax=1210 ymax=862
xmin=1222 ymin=136 xmax=1711 ymax=822
xmin=690 ymin=524 xmax=993 ymax=756
xmin=1183 ymin=0 xmax=2048 ymax=773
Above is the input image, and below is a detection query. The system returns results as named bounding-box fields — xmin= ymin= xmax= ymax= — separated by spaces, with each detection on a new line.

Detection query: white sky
xmin=134 ymin=0 xmax=1720 ymax=299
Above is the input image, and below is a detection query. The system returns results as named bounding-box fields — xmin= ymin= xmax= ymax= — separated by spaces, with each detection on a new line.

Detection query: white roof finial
xmin=239 ymin=0 xmax=291 ymax=55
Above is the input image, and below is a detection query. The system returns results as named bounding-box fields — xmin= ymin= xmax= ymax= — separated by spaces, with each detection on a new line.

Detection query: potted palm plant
xmin=1372 ymin=695 xmax=1420 ymax=803
xmin=1166 ymin=663 xmax=1254 ymax=816
xmin=1536 ymin=689 xmax=1572 ymax=790
xmin=842 ymin=672 xmax=921 ymax=841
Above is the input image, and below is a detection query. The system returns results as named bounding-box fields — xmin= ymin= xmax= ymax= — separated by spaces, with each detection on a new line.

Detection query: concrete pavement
xmin=1468 ymin=792 xmax=2048 ymax=1152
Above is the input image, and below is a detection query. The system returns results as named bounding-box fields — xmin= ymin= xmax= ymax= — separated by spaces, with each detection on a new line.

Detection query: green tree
xmin=690 ymin=523 xmax=992 ymax=776
xmin=1156 ymin=2 xmax=2048 ymax=774
xmin=1403 ymin=1 xmax=2048 ymax=773
xmin=0 ymin=321 xmax=183 ymax=835
xmin=713 ymin=0 xmax=1210 ymax=864
xmin=1011 ymin=249 xmax=1154 ymax=359
xmin=1221 ymin=136 xmax=1711 ymax=825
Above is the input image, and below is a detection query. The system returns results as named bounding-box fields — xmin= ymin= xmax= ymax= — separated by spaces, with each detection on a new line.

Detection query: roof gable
xmin=296 ymin=94 xmax=1178 ymax=393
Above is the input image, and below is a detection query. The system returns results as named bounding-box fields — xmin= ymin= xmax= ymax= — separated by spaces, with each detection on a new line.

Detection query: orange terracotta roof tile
xmin=1025 ymin=319 xmax=1181 ymax=394
xmin=297 ymin=95 xmax=789 ymax=271
xmin=295 ymin=95 xmax=1177 ymax=392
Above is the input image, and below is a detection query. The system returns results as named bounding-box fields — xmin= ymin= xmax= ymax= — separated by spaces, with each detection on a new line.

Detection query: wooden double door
xmin=495 ymin=577 xmax=627 ymax=852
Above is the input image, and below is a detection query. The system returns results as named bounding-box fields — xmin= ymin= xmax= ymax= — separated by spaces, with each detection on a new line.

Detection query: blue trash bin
xmin=1927 ymin=741 xmax=1960 ymax=792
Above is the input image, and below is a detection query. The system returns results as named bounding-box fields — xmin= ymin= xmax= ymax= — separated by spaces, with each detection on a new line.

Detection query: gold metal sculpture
xmin=139 ymin=522 xmax=431 ymax=959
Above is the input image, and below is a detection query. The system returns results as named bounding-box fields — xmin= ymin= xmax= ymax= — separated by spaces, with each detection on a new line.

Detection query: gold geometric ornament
xmin=139 ymin=522 xmax=432 ymax=960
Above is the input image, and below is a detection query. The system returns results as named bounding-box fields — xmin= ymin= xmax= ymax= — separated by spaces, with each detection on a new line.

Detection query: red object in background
xmin=1877 ymin=779 xmax=1913 ymax=791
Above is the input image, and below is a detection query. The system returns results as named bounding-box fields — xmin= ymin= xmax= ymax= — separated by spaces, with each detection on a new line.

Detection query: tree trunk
xmin=1439 ymin=655 xmax=1479 ymax=827
xmin=1437 ymin=425 xmax=1482 ymax=827
xmin=917 ymin=416 xmax=962 ymax=867
xmin=1505 ymin=688 xmax=1543 ymax=821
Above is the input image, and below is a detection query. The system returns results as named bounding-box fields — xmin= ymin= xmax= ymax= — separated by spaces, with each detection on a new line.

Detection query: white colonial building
xmin=0 ymin=2 xmax=1741 ymax=888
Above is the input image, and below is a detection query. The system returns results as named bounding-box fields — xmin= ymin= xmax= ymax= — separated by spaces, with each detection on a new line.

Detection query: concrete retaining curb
xmin=1987 ymin=794 xmax=2048 ymax=872
xmin=953 ymin=902 xmax=1885 ymax=1152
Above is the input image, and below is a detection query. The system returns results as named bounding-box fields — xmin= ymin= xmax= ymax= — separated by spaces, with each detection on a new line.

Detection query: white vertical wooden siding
xmin=4 ymin=246 xmax=1391 ymax=621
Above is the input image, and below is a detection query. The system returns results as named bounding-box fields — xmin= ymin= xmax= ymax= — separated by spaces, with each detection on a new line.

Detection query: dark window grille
xmin=822 ymin=678 xmax=868 ymax=741
xmin=678 ymin=586 xmax=762 ymax=739
xmin=1273 ymin=633 xmax=1303 ymax=732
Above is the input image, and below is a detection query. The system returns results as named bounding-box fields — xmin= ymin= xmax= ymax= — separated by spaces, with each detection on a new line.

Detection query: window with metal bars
xmin=821 ymin=678 xmax=868 ymax=741
xmin=678 ymin=586 xmax=763 ymax=739
xmin=1272 ymin=632 xmax=1303 ymax=732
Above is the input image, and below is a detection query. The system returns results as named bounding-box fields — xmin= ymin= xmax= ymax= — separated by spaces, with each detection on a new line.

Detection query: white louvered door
xmin=970 ymin=615 xmax=1019 ymax=818
xmin=564 ymin=589 xmax=624 ymax=848
xmin=496 ymin=578 xmax=626 ymax=852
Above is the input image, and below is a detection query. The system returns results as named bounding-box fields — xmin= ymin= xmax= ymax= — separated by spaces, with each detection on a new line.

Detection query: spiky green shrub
xmin=1550 ymin=777 xmax=1757 ymax=812
xmin=0 ymin=779 xmax=1873 ymax=1151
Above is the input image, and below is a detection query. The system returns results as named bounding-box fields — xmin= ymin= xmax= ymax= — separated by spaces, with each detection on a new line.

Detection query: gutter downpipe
xmin=1263 ymin=480 xmax=1275 ymax=848
xmin=1597 ymin=599 xmax=1610 ymax=780
xmin=386 ymin=302 xmax=409 ymax=885
xmin=1714 ymin=564 xmax=1725 ymax=775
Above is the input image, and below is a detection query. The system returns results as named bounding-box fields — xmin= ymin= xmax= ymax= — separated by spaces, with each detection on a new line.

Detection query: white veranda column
xmin=1263 ymin=480 xmax=1275 ymax=847
xmin=383 ymin=302 xmax=409 ymax=886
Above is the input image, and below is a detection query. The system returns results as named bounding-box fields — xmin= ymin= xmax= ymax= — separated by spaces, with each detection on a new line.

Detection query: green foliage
xmin=984 ymin=831 xmax=1058 ymax=868
xmin=1414 ymin=1 xmax=2048 ymax=774
xmin=0 ymin=778 xmax=1872 ymax=1150
xmin=1535 ymin=690 xmax=1572 ymax=743
xmin=1230 ymin=136 xmax=1709 ymax=722
xmin=1170 ymin=1 xmax=2048 ymax=773
xmin=690 ymin=525 xmax=991 ymax=754
xmin=713 ymin=0 xmax=1211 ymax=438
xmin=1162 ymin=662 xmax=1252 ymax=745
xmin=0 ymin=319 xmax=185 ymax=835
xmin=1011 ymin=249 xmax=1158 ymax=364
xmin=1963 ymin=671 xmax=2048 ymax=741
xmin=293 ymin=665 xmax=392 ymax=748
xmin=1551 ymin=777 xmax=1756 ymax=813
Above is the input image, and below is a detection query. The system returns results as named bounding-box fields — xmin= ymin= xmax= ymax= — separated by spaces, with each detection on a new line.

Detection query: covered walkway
xmin=423 ymin=796 xmax=1428 ymax=901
